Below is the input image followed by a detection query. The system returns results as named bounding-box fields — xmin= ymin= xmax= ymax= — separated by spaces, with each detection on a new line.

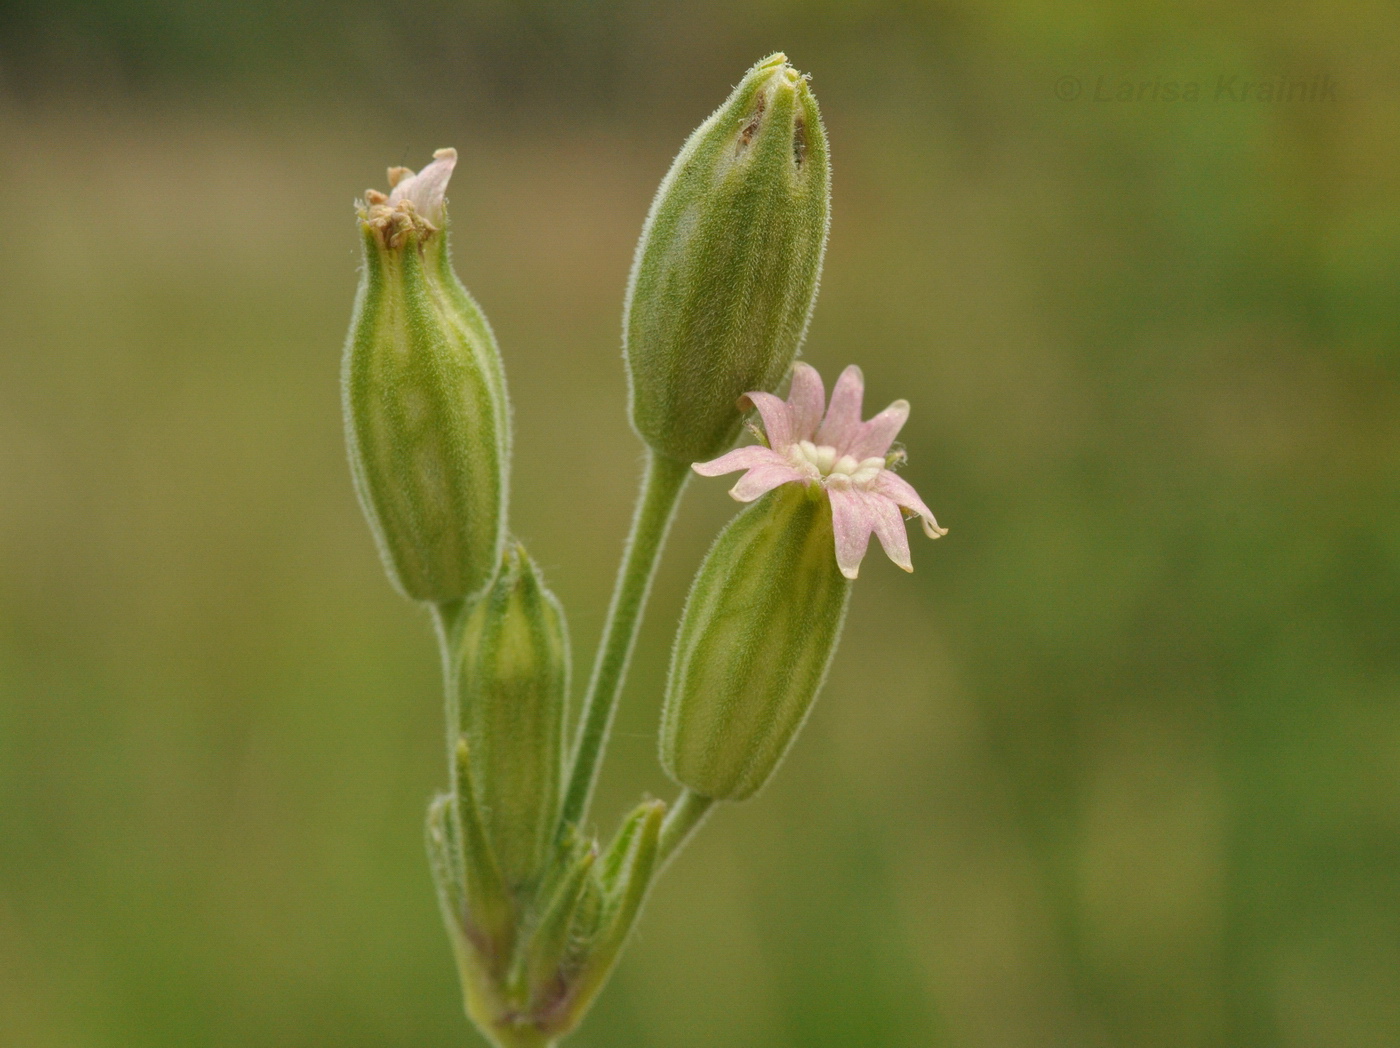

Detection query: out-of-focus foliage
xmin=1 ymin=2 xmax=1398 ymax=1046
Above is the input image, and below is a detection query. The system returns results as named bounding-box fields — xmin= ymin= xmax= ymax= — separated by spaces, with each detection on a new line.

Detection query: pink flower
xmin=694 ymin=363 xmax=947 ymax=579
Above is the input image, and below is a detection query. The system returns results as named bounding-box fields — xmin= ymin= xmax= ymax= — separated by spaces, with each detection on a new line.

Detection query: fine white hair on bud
xmin=455 ymin=544 xmax=570 ymax=890
xmin=343 ymin=146 xmax=510 ymax=603
xmin=660 ymin=483 xmax=851 ymax=801
xmin=624 ymin=53 xmax=831 ymax=463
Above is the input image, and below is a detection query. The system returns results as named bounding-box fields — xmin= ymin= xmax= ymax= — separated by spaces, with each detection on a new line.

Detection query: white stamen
xmin=786 ymin=442 xmax=886 ymax=491
xmin=850 ymin=459 xmax=885 ymax=486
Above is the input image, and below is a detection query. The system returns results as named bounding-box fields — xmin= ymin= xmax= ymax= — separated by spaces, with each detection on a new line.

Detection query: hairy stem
xmin=488 ymin=1027 xmax=556 ymax=1048
xmin=658 ymin=789 xmax=716 ymax=870
xmin=558 ymin=451 xmax=690 ymax=834
xmin=431 ymin=597 xmax=471 ymax=758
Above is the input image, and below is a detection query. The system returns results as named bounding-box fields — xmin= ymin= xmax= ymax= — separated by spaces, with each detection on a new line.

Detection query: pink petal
xmin=692 ymin=445 xmax=787 ymax=477
xmin=816 ymin=365 xmax=865 ymax=451
xmin=739 ymin=391 xmax=795 ymax=451
xmin=873 ymin=470 xmax=948 ymax=538
xmin=388 ymin=148 xmax=457 ymax=225
xmin=786 ymin=363 xmax=825 ymax=442
xmin=869 ymin=493 xmax=913 ymax=572
xmin=730 ymin=463 xmax=808 ymax=502
xmin=847 ymin=399 xmax=910 ymax=460
xmin=826 ymin=486 xmax=877 ymax=579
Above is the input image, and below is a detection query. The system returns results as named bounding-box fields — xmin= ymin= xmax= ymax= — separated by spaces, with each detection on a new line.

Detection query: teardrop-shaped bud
xmin=660 ymin=485 xmax=851 ymax=800
xmin=624 ymin=53 xmax=831 ymax=463
xmin=457 ymin=544 xmax=569 ymax=890
xmin=343 ymin=149 xmax=510 ymax=603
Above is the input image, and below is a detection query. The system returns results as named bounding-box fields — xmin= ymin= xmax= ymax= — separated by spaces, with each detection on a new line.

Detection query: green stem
xmin=658 ymin=789 xmax=716 ymax=870
xmin=431 ymin=597 xmax=470 ymax=758
xmin=488 ymin=1027 xmax=555 ymax=1048
xmin=558 ymin=451 xmax=690 ymax=834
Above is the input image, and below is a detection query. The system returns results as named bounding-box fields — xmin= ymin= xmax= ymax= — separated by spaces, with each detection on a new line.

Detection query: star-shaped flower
xmin=693 ymin=363 xmax=947 ymax=579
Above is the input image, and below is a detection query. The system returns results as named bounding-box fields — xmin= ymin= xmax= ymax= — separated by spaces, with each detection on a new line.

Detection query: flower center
xmin=787 ymin=440 xmax=885 ymax=490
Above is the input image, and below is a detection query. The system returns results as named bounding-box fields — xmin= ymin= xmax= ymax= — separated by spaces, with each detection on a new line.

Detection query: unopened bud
xmin=457 ymin=544 xmax=569 ymax=889
xmin=624 ymin=53 xmax=831 ymax=463
xmin=426 ymin=784 xmax=512 ymax=1035
xmin=343 ymin=149 xmax=510 ymax=603
xmin=660 ymin=485 xmax=851 ymax=800
xmin=555 ymin=799 xmax=664 ymax=1028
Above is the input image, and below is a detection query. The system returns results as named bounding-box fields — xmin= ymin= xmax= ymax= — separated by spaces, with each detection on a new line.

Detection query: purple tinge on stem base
xmin=693 ymin=363 xmax=947 ymax=579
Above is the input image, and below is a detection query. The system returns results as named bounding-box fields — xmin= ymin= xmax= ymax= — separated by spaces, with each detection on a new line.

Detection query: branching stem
xmin=658 ymin=789 xmax=716 ymax=870
xmin=558 ymin=451 xmax=690 ymax=834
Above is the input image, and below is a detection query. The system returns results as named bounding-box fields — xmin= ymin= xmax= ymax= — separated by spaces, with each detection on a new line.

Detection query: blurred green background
xmin=2 ymin=2 xmax=1399 ymax=1046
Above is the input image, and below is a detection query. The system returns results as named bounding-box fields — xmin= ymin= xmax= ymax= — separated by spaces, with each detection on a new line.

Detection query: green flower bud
xmin=428 ymin=777 xmax=513 ymax=1035
xmin=547 ymin=799 xmax=664 ymax=1033
xmin=660 ymin=485 xmax=851 ymax=800
xmin=624 ymin=53 xmax=831 ymax=464
xmin=457 ymin=544 xmax=569 ymax=890
xmin=512 ymin=838 xmax=595 ymax=1009
xmin=450 ymin=740 xmax=515 ymax=952
xmin=343 ymin=149 xmax=510 ymax=603
xmin=438 ymin=800 xmax=665 ymax=1047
